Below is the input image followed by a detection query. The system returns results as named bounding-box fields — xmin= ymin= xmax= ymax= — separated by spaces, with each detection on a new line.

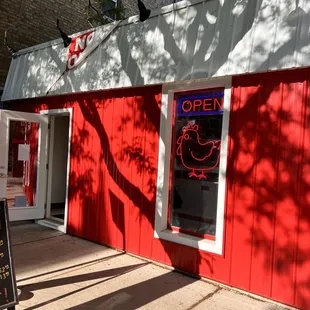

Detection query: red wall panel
xmin=7 ymin=69 xmax=310 ymax=309
xmin=24 ymin=123 xmax=39 ymax=206
xmin=11 ymin=122 xmax=24 ymax=178
xmin=228 ymin=70 xmax=310 ymax=309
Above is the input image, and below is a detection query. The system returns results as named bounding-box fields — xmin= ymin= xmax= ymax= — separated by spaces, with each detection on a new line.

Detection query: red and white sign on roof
xmin=67 ymin=30 xmax=96 ymax=70
xmin=66 ymin=20 xmax=121 ymax=71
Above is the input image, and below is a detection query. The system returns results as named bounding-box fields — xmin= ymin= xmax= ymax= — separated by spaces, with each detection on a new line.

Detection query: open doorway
xmin=36 ymin=109 xmax=72 ymax=232
xmin=48 ymin=115 xmax=69 ymax=221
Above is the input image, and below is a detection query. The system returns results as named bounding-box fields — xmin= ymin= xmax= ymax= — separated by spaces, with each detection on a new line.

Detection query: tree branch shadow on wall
xmin=12 ymin=0 xmax=310 ymax=308
xmin=64 ymin=72 xmax=309 ymax=309
xmin=225 ymin=74 xmax=310 ymax=308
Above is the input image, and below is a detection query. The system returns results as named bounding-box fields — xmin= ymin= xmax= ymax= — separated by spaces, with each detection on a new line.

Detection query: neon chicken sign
xmin=176 ymin=124 xmax=221 ymax=179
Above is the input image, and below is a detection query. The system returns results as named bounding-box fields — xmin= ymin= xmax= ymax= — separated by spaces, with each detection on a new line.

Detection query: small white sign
xmin=15 ymin=196 xmax=28 ymax=208
xmin=18 ymin=144 xmax=30 ymax=161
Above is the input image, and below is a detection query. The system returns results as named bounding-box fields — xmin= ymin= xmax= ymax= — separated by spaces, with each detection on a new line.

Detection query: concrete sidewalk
xmin=10 ymin=222 xmax=293 ymax=310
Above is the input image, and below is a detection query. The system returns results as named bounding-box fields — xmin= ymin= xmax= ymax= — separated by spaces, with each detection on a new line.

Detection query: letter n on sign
xmin=66 ymin=30 xmax=96 ymax=71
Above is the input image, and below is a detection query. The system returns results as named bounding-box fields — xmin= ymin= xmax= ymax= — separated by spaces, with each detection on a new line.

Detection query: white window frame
xmin=154 ymin=76 xmax=231 ymax=255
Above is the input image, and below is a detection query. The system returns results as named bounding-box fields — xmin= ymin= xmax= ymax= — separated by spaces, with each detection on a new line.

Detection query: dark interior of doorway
xmin=51 ymin=203 xmax=65 ymax=220
xmin=48 ymin=114 xmax=70 ymax=222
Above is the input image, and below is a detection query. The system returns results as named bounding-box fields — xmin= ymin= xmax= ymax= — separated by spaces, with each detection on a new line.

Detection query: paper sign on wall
xmin=18 ymin=144 xmax=30 ymax=161
xmin=14 ymin=196 xmax=27 ymax=208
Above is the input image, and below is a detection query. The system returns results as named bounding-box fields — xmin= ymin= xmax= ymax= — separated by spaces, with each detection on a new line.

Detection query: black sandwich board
xmin=0 ymin=199 xmax=18 ymax=310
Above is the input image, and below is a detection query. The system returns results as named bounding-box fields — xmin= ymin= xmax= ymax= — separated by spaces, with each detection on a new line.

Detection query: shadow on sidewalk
xmin=19 ymin=263 xmax=148 ymax=292
xmin=20 ymin=262 xmax=150 ymax=310
xmin=67 ymin=271 xmax=198 ymax=310
xmin=19 ymin=263 xmax=199 ymax=310
xmin=17 ymin=252 xmax=124 ymax=283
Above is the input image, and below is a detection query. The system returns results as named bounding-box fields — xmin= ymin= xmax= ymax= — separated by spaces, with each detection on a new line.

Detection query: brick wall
xmin=0 ymin=0 xmax=90 ymax=87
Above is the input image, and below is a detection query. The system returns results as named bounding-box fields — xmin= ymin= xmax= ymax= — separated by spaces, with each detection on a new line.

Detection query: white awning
xmin=3 ymin=0 xmax=310 ymax=101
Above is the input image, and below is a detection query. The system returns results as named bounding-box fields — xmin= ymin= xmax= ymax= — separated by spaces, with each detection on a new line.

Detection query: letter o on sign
xmin=182 ymin=100 xmax=192 ymax=113
xmin=67 ymin=54 xmax=78 ymax=70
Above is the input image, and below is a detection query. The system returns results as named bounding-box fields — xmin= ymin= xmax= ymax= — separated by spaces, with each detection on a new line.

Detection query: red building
xmin=1 ymin=1 xmax=309 ymax=309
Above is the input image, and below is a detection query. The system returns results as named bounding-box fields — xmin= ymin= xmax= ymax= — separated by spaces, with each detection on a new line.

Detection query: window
xmin=169 ymin=89 xmax=224 ymax=238
xmin=87 ymin=0 xmax=119 ymax=27
xmin=154 ymin=78 xmax=231 ymax=255
xmin=103 ymin=0 xmax=117 ymax=22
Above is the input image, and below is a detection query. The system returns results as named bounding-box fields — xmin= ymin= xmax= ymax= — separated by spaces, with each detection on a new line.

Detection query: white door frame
xmin=39 ymin=108 xmax=73 ymax=233
xmin=0 ymin=110 xmax=49 ymax=221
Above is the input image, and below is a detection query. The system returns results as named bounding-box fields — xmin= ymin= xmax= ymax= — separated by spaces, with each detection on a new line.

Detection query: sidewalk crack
xmin=186 ymin=286 xmax=222 ymax=310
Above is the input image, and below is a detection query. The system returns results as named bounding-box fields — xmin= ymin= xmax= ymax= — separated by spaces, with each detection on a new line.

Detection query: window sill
xmin=168 ymin=225 xmax=216 ymax=240
xmin=154 ymin=228 xmax=223 ymax=255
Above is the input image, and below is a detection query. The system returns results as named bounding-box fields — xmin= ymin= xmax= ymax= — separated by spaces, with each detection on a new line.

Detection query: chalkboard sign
xmin=0 ymin=200 xmax=18 ymax=310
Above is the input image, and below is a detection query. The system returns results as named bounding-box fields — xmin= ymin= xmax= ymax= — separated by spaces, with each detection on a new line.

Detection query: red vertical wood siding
xmin=228 ymin=70 xmax=310 ymax=309
xmin=24 ymin=123 xmax=39 ymax=205
xmin=8 ymin=69 xmax=310 ymax=309
xmin=11 ymin=122 xmax=24 ymax=177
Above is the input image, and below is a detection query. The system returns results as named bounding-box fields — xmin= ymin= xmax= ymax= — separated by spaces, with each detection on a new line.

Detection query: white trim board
xmin=154 ymin=76 xmax=231 ymax=255
xmin=39 ymin=108 xmax=73 ymax=234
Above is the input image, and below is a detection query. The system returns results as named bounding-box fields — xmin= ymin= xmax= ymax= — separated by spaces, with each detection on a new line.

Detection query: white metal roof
xmin=3 ymin=0 xmax=310 ymax=101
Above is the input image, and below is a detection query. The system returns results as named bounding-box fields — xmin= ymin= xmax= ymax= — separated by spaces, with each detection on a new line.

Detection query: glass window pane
xmin=6 ymin=121 xmax=39 ymax=208
xmin=170 ymin=89 xmax=224 ymax=237
xmin=103 ymin=0 xmax=116 ymax=20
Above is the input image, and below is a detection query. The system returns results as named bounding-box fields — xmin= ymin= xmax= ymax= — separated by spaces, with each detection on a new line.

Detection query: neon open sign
xmin=178 ymin=92 xmax=224 ymax=116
